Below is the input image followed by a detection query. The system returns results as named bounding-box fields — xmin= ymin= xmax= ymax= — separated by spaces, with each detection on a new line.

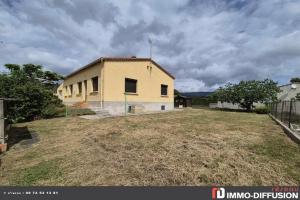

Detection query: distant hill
xmin=181 ymin=92 xmax=214 ymax=97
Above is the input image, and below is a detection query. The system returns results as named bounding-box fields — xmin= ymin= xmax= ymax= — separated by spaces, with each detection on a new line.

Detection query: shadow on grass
xmin=8 ymin=127 xmax=39 ymax=149
xmin=213 ymin=108 xmax=252 ymax=113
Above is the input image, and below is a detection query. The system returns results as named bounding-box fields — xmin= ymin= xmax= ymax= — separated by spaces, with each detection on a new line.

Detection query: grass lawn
xmin=0 ymin=108 xmax=299 ymax=186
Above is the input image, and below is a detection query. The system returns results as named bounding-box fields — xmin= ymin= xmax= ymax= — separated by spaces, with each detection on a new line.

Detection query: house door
xmin=84 ymin=80 xmax=87 ymax=102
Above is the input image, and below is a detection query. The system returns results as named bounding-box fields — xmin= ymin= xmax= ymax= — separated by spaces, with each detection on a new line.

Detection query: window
xmin=78 ymin=82 xmax=82 ymax=94
xmin=125 ymin=78 xmax=137 ymax=93
xmin=128 ymin=105 xmax=132 ymax=113
xmin=92 ymin=76 xmax=98 ymax=92
xmin=69 ymin=85 xmax=73 ymax=95
xmin=161 ymin=84 xmax=168 ymax=96
xmin=161 ymin=105 xmax=165 ymax=110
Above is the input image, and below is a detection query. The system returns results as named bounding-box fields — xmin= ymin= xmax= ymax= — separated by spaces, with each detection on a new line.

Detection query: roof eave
xmin=64 ymin=57 xmax=175 ymax=80
xmin=64 ymin=57 xmax=103 ymax=79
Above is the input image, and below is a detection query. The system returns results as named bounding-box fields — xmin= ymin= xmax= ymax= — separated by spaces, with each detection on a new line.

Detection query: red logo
xmin=212 ymin=187 xmax=225 ymax=199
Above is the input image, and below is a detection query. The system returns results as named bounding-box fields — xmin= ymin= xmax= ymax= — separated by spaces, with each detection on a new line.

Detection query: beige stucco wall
xmin=102 ymin=60 xmax=174 ymax=103
xmin=56 ymin=83 xmax=64 ymax=101
xmin=60 ymin=63 xmax=102 ymax=103
xmin=58 ymin=59 xmax=174 ymax=112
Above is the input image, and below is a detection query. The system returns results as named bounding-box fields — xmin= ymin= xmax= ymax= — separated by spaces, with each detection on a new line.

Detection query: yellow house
xmin=57 ymin=57 xmax=175 ymax=115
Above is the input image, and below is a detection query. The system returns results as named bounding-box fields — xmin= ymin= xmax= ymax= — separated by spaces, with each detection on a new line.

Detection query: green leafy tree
xmin=174 ymin=89 xmax=181 ymax=96
xmin=290 ymin=77 xmax=300 ymax=83
xmin=0 ymin=64 xmax=64 ymax=122
xmin=213 ymin=79 xmax=280 ymax=111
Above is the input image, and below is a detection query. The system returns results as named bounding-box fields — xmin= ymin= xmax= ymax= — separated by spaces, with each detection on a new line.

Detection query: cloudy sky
xmin=1 ymin=0 xmax=300 ymax=92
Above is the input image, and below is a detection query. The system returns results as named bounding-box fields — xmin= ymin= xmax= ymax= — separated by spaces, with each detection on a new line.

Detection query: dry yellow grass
xmin=0 ymin=108 xmax=299 ymax=186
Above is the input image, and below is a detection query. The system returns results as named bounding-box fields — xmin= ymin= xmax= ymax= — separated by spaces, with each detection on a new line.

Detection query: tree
xmin=290 ymin=77 xmax=300 ymax=83
xmin=213 ymin=79 xmax=280 ymax=111
xmin=174 ymin=89 xmax=181 ymax=96
xmin=0 ymin=64 xmax=64 ymax=122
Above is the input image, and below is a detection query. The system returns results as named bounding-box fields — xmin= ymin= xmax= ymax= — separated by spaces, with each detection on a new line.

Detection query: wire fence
xmin=269 ymin=101 xmax=300 ymax=134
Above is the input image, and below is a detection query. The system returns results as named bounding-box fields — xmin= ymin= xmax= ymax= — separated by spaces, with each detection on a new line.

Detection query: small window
xmin=78 ymin=82 xmax=82 ymax=94
xmin=161 ymin=105 xmax=165 ymax=110
xmin=92 ymin=76 xmax=98 ymax=92
xmin=125 ymin=78 xmax=137 ymax=93
xmin=161 ymin=84 xmax=168 ymax=96
xmin=128 ymin=105 xmax=132 ymax=113
xmin=69 ymin=85 xmax=73 ymax=95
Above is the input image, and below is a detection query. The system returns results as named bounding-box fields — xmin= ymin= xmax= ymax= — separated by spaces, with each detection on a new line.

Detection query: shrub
xmin=41 ymin=104 xmax=60 ymax=119
xmin=0 ymin=64 xmax=64 ymax=122
xmin=255 ymin=106 xmax=270 ymax=114
xmin=290 ymin=77 xmax=300 ymax=83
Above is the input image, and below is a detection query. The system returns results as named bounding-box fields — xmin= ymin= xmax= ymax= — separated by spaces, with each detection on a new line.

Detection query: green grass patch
xmin=11 ymin=160 xmax=62 ymax=186
xmin=23 ymin=151 xmax=40 ymax=160
xmin=250 ymin=135 xmax=300 ymax=161
xmin=248 ymin=133 xmax=300 ymax=182
xmin=57 ymin=107 xmax=95 ymax=117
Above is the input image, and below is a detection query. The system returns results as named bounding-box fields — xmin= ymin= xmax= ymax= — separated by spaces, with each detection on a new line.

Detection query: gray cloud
xmin=49 ymin=0 xmax=119 ymax=26
xmin=111 ymin=20 xmax=170 ymax=47
xmin=1 ymin=0 xmax=300 ymax=92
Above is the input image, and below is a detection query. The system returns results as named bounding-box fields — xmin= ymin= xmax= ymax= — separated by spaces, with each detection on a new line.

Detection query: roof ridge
xmin=65 ymin=57 xmax=175 ymax=79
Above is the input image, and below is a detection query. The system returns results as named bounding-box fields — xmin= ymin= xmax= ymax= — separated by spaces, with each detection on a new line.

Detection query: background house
xmin=57 ymin=57 xmax=175 ymax=115
xmin=174 ymin=94 xmax=192 ymax=108
xmin=181 ymin=92 xmax=213 ymax=107
xmin=278 ymin=83 xmax=300 ymax=101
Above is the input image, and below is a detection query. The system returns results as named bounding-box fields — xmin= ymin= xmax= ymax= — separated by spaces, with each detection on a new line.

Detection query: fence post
xmin=271 ymin=103 xmax=273 ymax=115
xmin=275 ymin=103 xmax=278 ymax=118
xmin=288 ymin=101 xmax=293 ymax=128
xmin=0 ymin=99 xmax=4 ymax=145
xmin=281 ymin=101 xmax=284 ymax=122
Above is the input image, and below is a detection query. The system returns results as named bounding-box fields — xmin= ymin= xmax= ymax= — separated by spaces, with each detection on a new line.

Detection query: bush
xmin=254 ymin=106 xmax=270 ymax=114
xmin=41 ymin=104 xmax=60 ymax=119
xmin=192 ymin=97 xmax=210 ymax=106
xmin=290 ymin=77 xmax=300 ymax=83
xmin=0 ymin=64 xmax=64 ymax=122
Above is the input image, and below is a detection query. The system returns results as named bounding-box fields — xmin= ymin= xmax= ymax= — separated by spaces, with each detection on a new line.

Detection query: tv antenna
xmin=148 ymin=38 xmax=152 ymax=59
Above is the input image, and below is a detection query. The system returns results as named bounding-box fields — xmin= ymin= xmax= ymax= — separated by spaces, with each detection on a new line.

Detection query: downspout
xmin=124 ymin=93 xmax=127 ymax=116
xmin=100 ymin=58 xmax=104 ymax=109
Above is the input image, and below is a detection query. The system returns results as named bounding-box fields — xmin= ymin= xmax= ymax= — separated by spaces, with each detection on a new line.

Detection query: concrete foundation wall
xmin=103 ymin=101 xmax=174 ymax=115
xmin=210 ymin=101 xmax=243 ymax=109
xmin=209 ymin=101 xmax=265 ymax=110
xmin=64 ymin=101 xmax=102 ymax=108
xmin=74 ymin=101 xmax=174 ymax=115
